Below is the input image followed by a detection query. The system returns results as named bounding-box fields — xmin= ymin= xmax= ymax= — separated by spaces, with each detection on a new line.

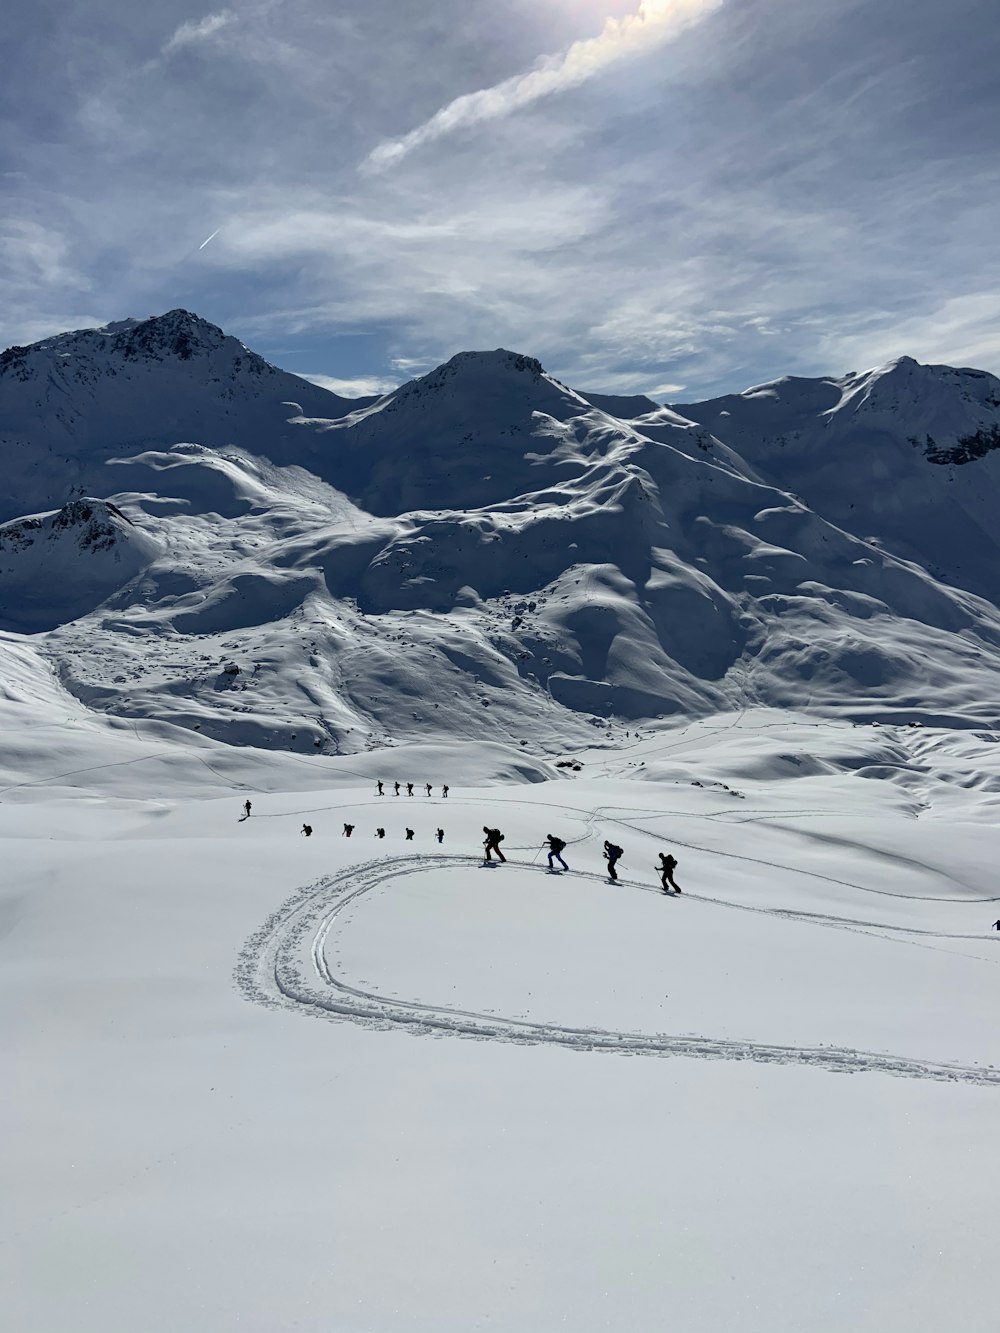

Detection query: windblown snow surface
xmin=2 ymin=313 xmax=1000 ymax=1331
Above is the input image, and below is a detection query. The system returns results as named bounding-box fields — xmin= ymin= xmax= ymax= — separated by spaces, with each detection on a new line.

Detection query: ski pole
xmin=529 ymin=842 xmax=546 ymax=865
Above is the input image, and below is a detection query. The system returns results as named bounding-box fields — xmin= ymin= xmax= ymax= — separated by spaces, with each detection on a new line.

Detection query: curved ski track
xmin=236 ymin=854 xmax=1000 ymax=1085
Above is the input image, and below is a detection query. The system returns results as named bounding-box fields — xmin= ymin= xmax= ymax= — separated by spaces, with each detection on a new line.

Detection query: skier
xmin=376 ymin=780 xmax=384 ymax=796
xmin=243 ymin=799 xmax=252 ymax=818
xmin=993 ymin=920 xmax=1000 ymax=931
xmin=545 ymin=834 xmax=568 ymax=872
xmin=657 ymin=852 xmax=681 ymax=893
xmin=301 ymin=824 xmax=312 ymax=837
xmin=405 ymin=828 xmax=414 ymax=841
xmin=603 ymin=840 xmax=623 ymax=882
xmin=406 ymin=782 xmax=414 ymax=797
xmin=436 ymin=828 xmax=444 ymax=844
xmin=375 ymin=827 xmax=386 ymax=839
xmin=442 ymin=785 xmax=449 ymax=798
xmin=483 ymin=827 xmax=507 ymax=863
xmin=425 ymin=783 xmax=432 ymax=796
xmin=394 ymin=782 xmax=401 ymax=796
xmin=343 ymin=823 xmax=354 ymax=838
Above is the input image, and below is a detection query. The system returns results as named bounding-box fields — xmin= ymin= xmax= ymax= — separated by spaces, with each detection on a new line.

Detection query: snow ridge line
xmin=235 ymin=855 xmax=1000 ymax=1085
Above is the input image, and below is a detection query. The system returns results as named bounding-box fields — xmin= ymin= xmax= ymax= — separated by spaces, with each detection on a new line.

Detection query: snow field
xmin=4 ymin=715 xmax=1000 ymax=1331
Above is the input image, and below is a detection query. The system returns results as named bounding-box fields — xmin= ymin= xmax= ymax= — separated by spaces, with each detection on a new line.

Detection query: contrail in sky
xmin=198 ymin=227 xmax=223 ymax=251
xmin=363 ymin=0 xmax=724 ymax=173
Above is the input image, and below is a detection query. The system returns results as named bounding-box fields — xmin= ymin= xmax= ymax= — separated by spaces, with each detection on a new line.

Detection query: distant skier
xmin=406 ymin=782 xmax=414 ymax=797
xmin=301 ymin=824 xmax=312 ymax=837
xmin=993 ymin=920 xmax=1000 ymax=931
xmin=343 ymin=823 xmax=354 ymax=838
xmin=376 ymin=780 xmax=384 ymax=796
xmin=442 ymin=785 xmax=449 ymax=798
xmin=603 ymin=840 xmax=623 ymax=882
xmin=425 ymin=783 xmax=432 ymax=796
xmin=436 ymin=828 xmax=444 ymax=844
xmin=243 ymin=800 xmax=252 ymax=819
xmin=657 ymin=852 xmax=681 ymax=893
xmin=394 ymin=782 xmax=401 ymax=796
xmin=405 ymin=828 xmax=414 ymax=841
xmin=545 ymin=834 xmax=568 ymax=872
xmin=483 ymin=827 xmax=506 ymax=863
xmin=375 ymin=827 xmax=385 ymax=839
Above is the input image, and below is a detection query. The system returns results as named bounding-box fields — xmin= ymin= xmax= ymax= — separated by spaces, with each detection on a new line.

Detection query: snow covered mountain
xmin=671 ymin=357 xmax=1000 ymax=602
xmin=1 ymin=311 xmax=999 ymax=753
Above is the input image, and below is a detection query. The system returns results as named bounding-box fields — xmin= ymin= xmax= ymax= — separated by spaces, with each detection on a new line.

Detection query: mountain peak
xmin=104 ymin=309 xmax=228 ymax=362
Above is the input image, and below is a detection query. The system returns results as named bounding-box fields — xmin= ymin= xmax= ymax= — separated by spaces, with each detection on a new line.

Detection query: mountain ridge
xmin=1 ymin=311 xmax=998 ymax=754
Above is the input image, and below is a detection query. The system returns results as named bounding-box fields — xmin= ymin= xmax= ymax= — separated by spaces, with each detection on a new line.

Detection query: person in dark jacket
xmin=603 ymin=840 xmax=623 ymax=882
xmin=436 ymin=828 xmax=444 ymax=844
xmin=376 ymin=780 xmax=384 ymax=796
xmin=406 ymin=782 xmax=414 ymax=796
xmin=405 ymin=828 xmax=414 ymax=841
xmin=243 ymin=800 xmax=252 ymax=818
xmin=301 ymin=824 xmax=312 ymax=837
xmin=657 ymin=852 xmax=681 ymax=893
xmin=343 ymin=823 xmax=354 ymax=837
xmin=425 ymin=783 xmax=432 ymax=796
xmin=375 ymin=827 xmax=385 ymax=839
xmin=546 ymin=834 xmax=568 ymax=871
xmin=394 ymin=782 xmax=401 ymax=796
xmin=483 ymin=827 xmax=506 ymax=862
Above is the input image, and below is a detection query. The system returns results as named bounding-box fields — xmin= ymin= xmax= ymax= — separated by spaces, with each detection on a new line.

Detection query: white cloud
xmin=817 ymin=292 xmax=1000 ymax=376
xmin=163 ymin=10 xmax=236 ymax=56
xmin=363 ymin=0 xmax=725 ymax=172
xmin=296 ymin=371 xmax=399 ymax=398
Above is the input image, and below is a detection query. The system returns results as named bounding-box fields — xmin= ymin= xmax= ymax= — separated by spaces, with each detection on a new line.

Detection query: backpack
xmin=608 ymin=844 xmax=622 ymax=859
xmin=550 ymin=837 xmax=565 ymax=853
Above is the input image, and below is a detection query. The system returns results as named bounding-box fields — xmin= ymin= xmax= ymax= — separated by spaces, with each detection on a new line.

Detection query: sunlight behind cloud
xmin=363 ymin=0 xmax=724 ymax=172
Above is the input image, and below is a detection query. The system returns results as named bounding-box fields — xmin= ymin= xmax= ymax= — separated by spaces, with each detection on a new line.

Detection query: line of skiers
xmin=483 ymin=828 xmax=681 ymax=893
xmin=299 ymin=822 xmax=446 ymax=844
xmin=244 ymin=802 xmax=679 ymax=892
xmin=376 ymin=781 xmax=449 ymax=798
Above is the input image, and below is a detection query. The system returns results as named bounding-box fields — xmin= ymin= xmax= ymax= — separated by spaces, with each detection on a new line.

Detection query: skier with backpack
xmin=657 ymin=852 xmax=681 ymax=893
xmin=301 ymin=824 xmax=312 ymax=837
xmin=436 ymin=828 xmax=444 ymax=844
xmin=603 ymin=840 xmax=623 ymax=882
xmin=545 ymin=834 xmax=568 ymax=872
xmin=483 ymin=827 xmax=506 ymax=863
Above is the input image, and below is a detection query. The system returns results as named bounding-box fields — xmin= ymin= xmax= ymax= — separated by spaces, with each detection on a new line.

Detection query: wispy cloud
xmin=163 ymin=10 xmax=236 ymax=57
xmin=363 ymin=0 xmax=725 ymax=172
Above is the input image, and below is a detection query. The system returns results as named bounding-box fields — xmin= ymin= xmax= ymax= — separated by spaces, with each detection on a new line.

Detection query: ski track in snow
xmin=236 ymin=854 xmax=1000 ymax=1085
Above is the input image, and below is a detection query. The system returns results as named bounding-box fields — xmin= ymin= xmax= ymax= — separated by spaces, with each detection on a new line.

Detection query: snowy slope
xmin=3 ymin=691 xmax=999 ymax=1333
xmin=0 ymin=498 xmax=161 ymax=632
xmin=672 ymin=357 xmax=1000 ymax=601
xmin=3 ymin=316 xmax=1000 ymax=1332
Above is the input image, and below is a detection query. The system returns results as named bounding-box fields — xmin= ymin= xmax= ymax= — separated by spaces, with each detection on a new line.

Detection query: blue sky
xmin=3 ymin=0 xmax=999 ymax=399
